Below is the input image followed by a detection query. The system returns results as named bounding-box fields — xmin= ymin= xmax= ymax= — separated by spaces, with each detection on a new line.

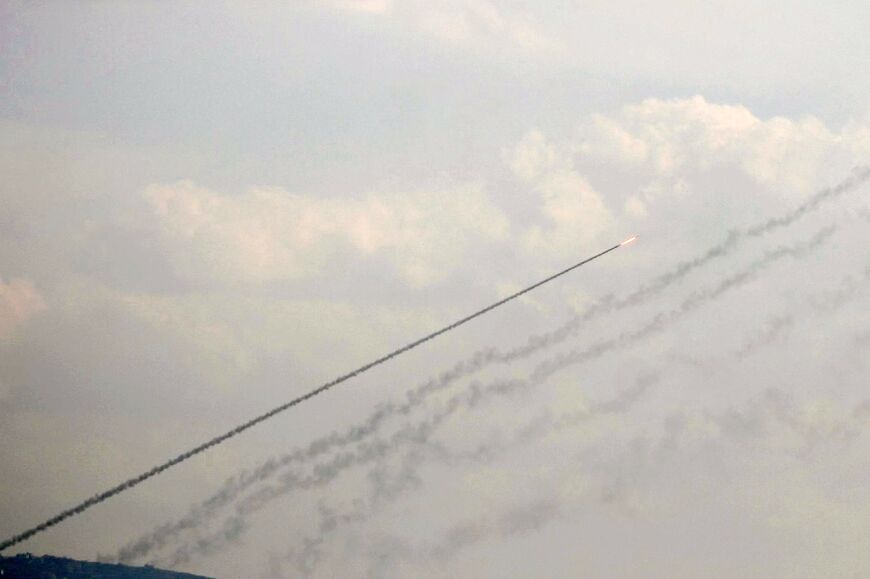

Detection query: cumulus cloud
xmin=576 ymin=96 xmax=870 ymax=191
xmin=503 ymin=96 xmax=870 ymax=265
xmin=145 ymin=181 xmax=508 ymax=286
xmin=0 ymin=277 xmax=45 ymax=341
xmin=507 ymin=131 xmax=614 ymax=256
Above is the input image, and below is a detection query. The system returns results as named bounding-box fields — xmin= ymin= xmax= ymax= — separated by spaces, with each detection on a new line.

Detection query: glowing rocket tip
xmin=620 ymin=235 xmax=638 ymax=246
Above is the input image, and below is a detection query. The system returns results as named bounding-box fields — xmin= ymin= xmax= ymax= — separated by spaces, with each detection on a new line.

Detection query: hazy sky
xmin=2 ymin=2 xmax=870 ymax=577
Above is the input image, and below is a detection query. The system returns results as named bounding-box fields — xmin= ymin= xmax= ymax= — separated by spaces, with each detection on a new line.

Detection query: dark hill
xmin=0 ymin=553 xmax=213 ymax=579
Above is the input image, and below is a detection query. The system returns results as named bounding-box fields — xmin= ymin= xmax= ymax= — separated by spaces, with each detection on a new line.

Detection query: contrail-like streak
xmin=289 ymin=260 xmax=870 ymax=578
xmin=290 ymin=375 xmax=659 ymax=577
xmin=353 ymin=387 xmax=870 ymax=579
xmin=151 ymin=228 xmax=835 ymax=568
xmin=113 ymin=352 xmax=504 ymax=563
xmin=745 ymin=166 xmax=870 ymax=236
xmin=112 ymin=167 xmax=870 ymax=564
xmin=1 ymin=240 xmax=632 ymax=553
xmin=500 ymin=165 xmax=870 ymax=361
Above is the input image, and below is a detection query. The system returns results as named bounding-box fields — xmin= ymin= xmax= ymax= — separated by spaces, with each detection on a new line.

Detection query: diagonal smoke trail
xmin=148 ymin=227 xmax=836 ymax=568
xmin=352 ymin=387 xmax=870 ymax=579
xmin=289 ymin=375 xmax=659 ymax=577
xmin=667 ymin=314 xmax=795 ymax=369
xmin=112 ymin=168 xmax=870 ymax=564
xmin=1 ymin=239 xmax=629 ymax=554
xmin=744 ymin=166 xmax=870 ymax=236
xmin=287 ymin=263 xmax=870 ymax=578
xmin=151 ymin=228 xmax=835 ymax=567
xmin=111 ymin=351 xmax=504 ymax=563
xmin=499 ymin=165 xmax=870 ymax=361
xmin=284 ymin=320 xmax=867 ymax=576
xmin=361 ymin=498 xmax=564 ymax=578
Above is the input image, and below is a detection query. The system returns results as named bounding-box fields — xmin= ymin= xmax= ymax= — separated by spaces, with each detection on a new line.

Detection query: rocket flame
xmin=620 ymin=235 xmax=638 ymax=246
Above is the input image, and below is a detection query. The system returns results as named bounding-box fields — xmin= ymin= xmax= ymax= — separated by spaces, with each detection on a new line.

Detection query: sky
xmin=1 ymin=1 xmax=870 ymax=577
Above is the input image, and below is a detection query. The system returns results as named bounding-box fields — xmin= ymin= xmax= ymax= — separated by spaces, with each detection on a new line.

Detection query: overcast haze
xmin=2 ymin=1 xmax=870 ymax=577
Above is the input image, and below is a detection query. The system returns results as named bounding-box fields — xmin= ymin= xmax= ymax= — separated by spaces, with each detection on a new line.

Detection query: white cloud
xmin=145 ymin=181 xmax=508 ymax=286
xmin=503 ymin=96 xmax=870 ymax=266
xmin=523 ymin=170 xmax=612 ymax=254
xmin=576 ymin=96 xmax=870 ymax=191
xmin=0 ymin=277 xmax=45 ymax=341
xmin=507 ymin=130 xmax=614 ymax=256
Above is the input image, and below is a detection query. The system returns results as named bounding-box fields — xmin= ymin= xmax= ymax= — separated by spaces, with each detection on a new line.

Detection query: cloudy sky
xmin=2 ymin=1 xmax=870 ymax=577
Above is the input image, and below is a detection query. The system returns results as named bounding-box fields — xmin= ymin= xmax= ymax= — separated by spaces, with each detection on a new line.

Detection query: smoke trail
xmin=499 ymin=165 xmax=870 ymax=361
xmin=148 ymin=228 xmax=835 ymax=568
xmin=160 ymin=228 xmax=834 ymax=567
xmin=667 ymin=314 xmax=795 ymax=370
xmin=370 ymin=500 xmax=564 ymax=578
xmin=111 ymin=350 xmax=504 ymax=564
xmin=292 ymin=242 xmax=870 ymax=576
xmin=286 ymin=245 xmax=870 ymax=577
xmin=165 ymin=372 xmax=660 ymax=571
xmin=364 ymin=499 xmax=563 ymax=579
xmin=281 ymin=372 xmax=661 ymax=577
xmin=292 ymin=364 xmax=870 ymax=577
xmin=111 ymin=170 xmax=869 ymax=564
xmin=307 ymin=380 xmax=870 ymax=579
xmin=2 ymin=240 xmax=628 ymax=554
xmin=289 ymin=227 xmax=870 ymax=577
xmin=289 ymin=375 xmax=659 ymax=577
xmin=527 ymin=226 xmax=834 ymax=385
xmin=744 ymin=166 xmax=870 ymax=236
